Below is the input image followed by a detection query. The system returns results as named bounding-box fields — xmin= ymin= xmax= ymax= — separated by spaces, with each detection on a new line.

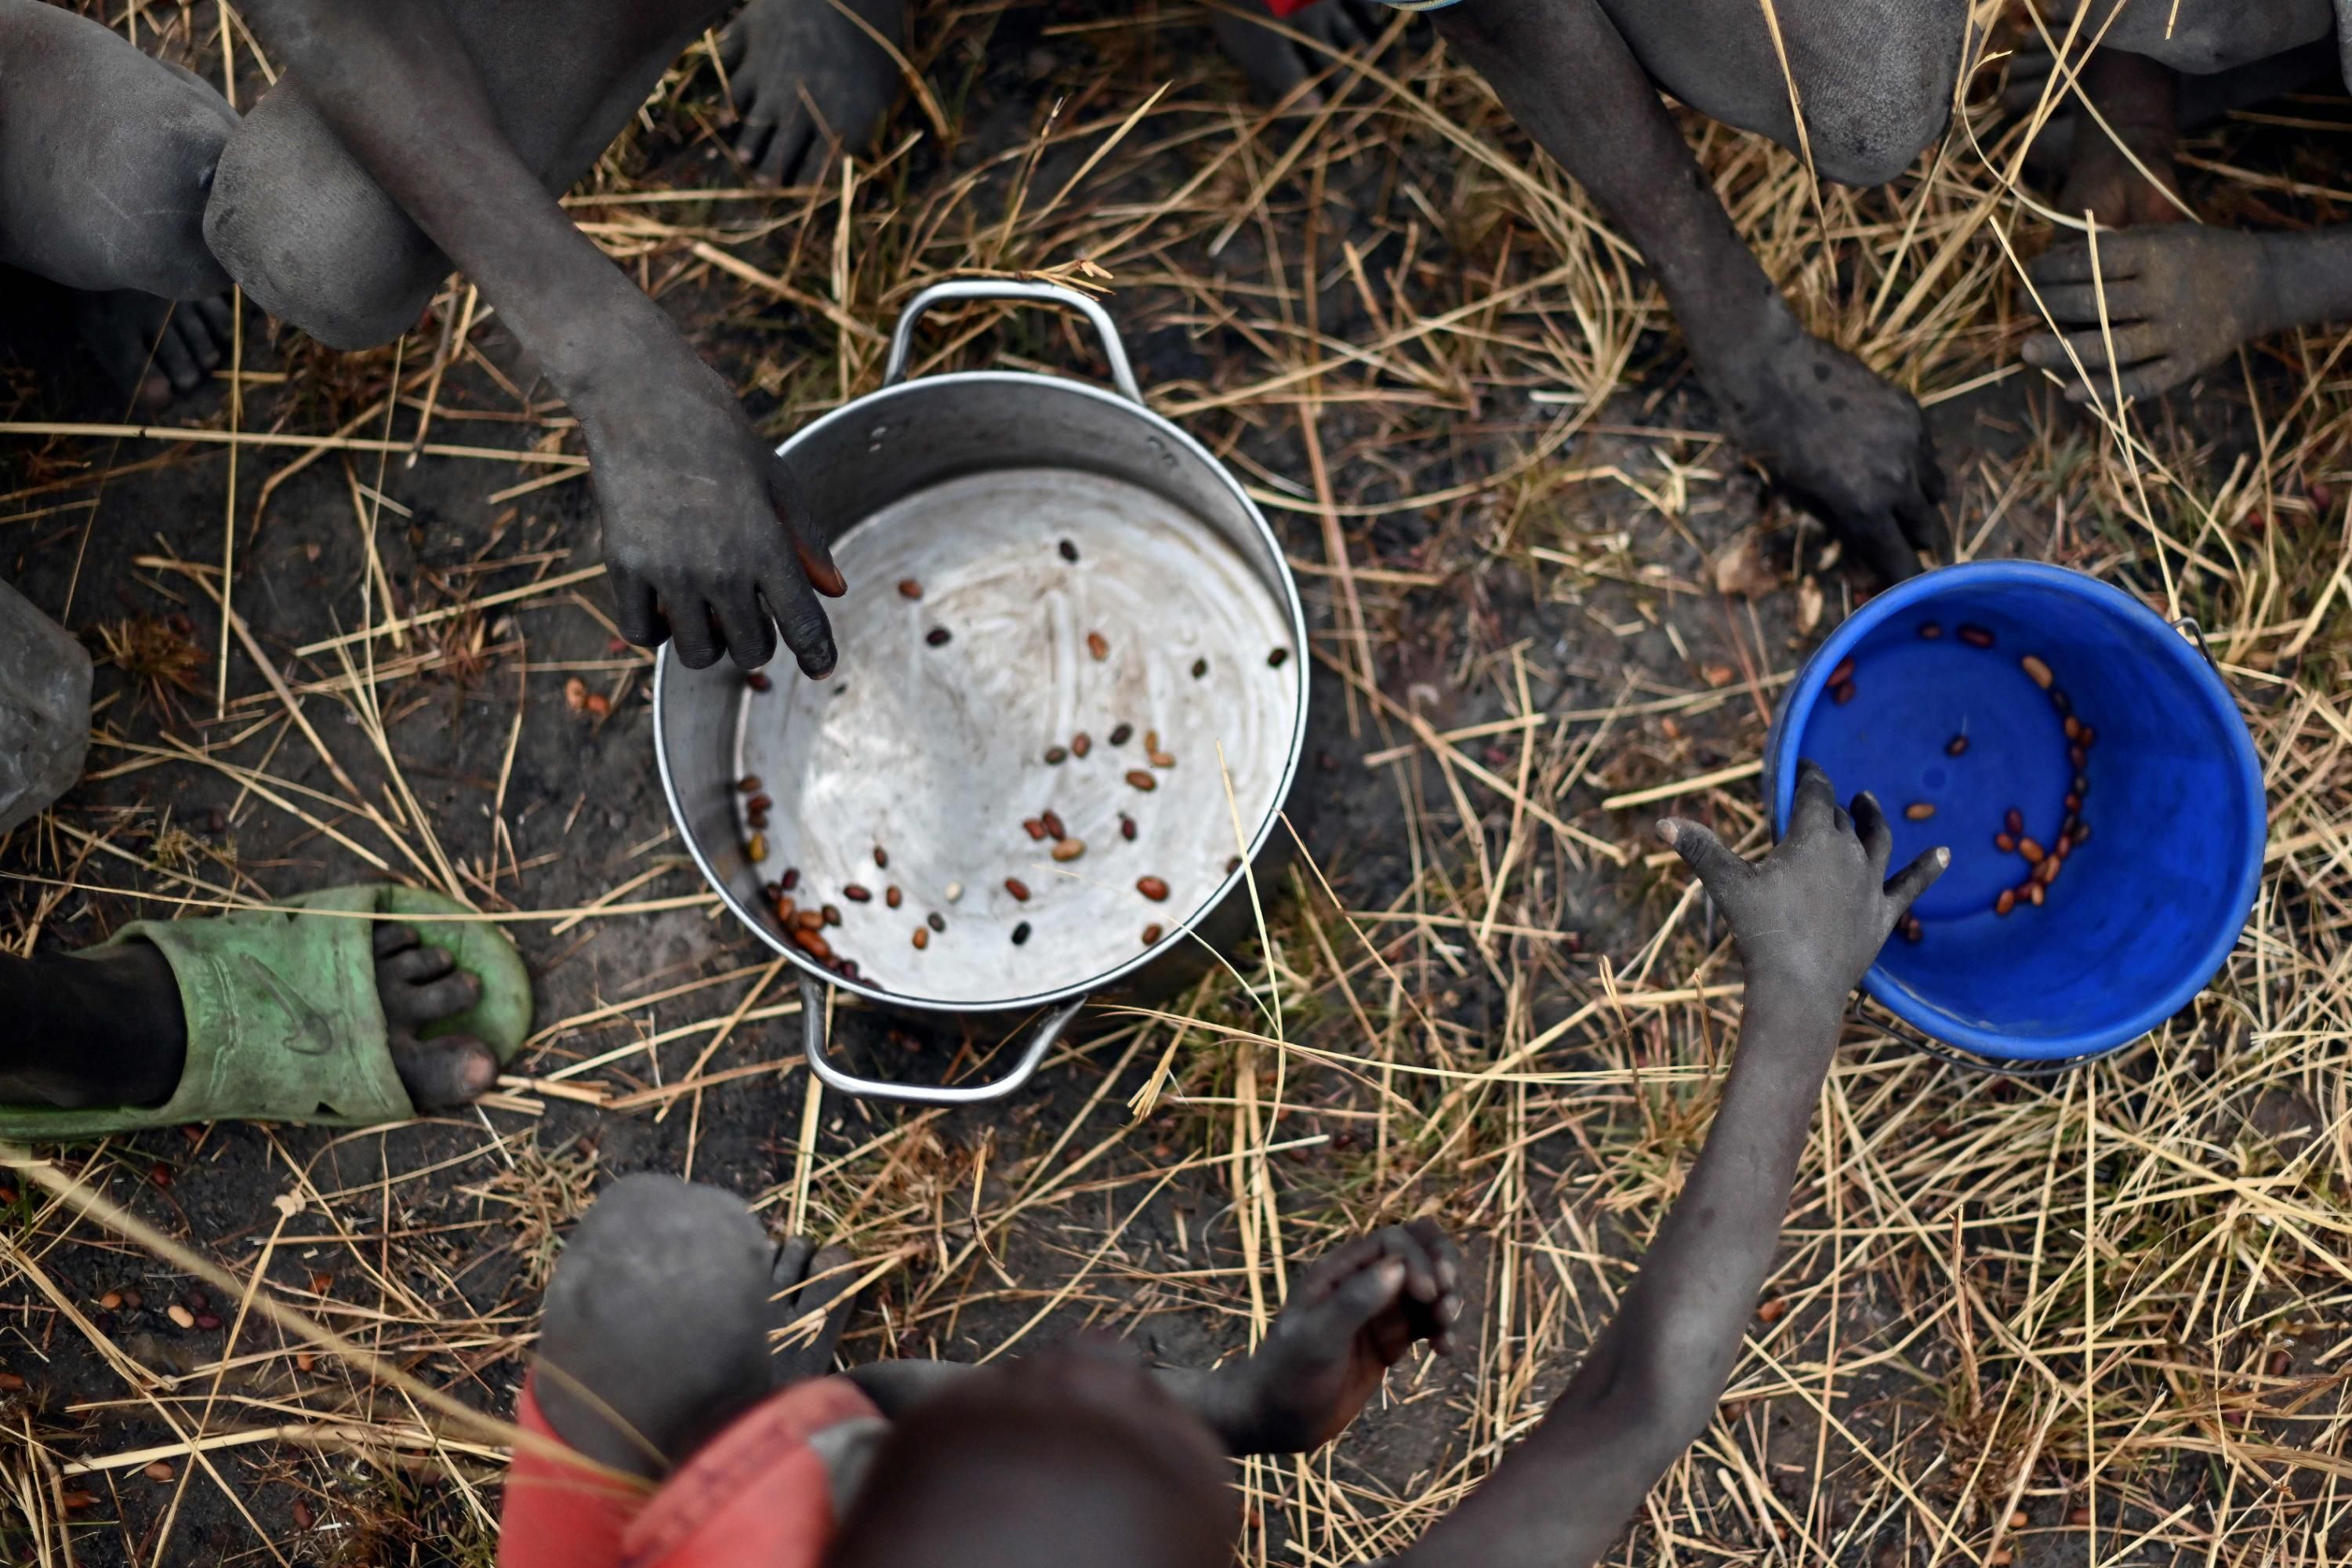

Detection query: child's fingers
xmin=1377 ymin=1224 xmax=1443 ymax=1305
xmin=1790 ymin=759 xmax=1838 ymax=838
xmin=1294 ymin=1233 xmax=1386 ymax=1308
xmin=1851 ymin=791 xmax=1893 ymax=878
xmin=1657 ymin=818 xmax=1750 ymax=904
xmin=1884 ymin=845 xmax=1951 ymax=915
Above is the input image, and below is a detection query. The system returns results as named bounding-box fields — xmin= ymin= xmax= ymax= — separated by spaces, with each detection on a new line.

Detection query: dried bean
xmin=194 ymin=1312 xmax=221 ymax=1331
xmin=1024 ymin=818 xmax=1048 ymax=840
xmin=793 ymin=927 xmax=833 ymax=961
xmin=873 ymin=846 xmax=889 ymax=868
xmin=1994 ymin=888 xmax=2016 ymax=916
xmin=1904 ymin=802 xmax=1935 ymax=820
xmin=1011 ymin=921 xmax=1031 ymax=946
xmin=2009 ymin=1512 xmax=2031 ymax=1532
xmin=2025 ymin=880 xmax=2045 ymax=907
xmin=1958 ymin=624 xmax=1994 ymax=648
xmin=1136 ymin=876 xmax=1171 ymax=902
xmin=926 ymin=626 xmax=952 ymax=646
xmin=1268 ymin=648 xmax=1290 ymax=667
xmin=746 ymin=671 xmax=773 ymax=691
xmin=2070 ymin=745 xmax=2088 ymax=768
xmin=1827 ymin=655 xmax=1857 ymax=687
xmin=747 ymin=833 xmax=768 ymax=863
xmin=2063 ymin=715 xmax=2082 ymax=741
xmin=946 ymin=882 xmax=964 ymax=902
xmin=1042 ymin=810 xmax=1066 ymax=840
xmin=1191 ymin=658 xmax=1207 ymax=678
xmin=1831 ymin=680 xmax=1856 ymax=706
xmin=2018 ymin=837 xmax=2045 ymax=864
xmin=1756 ymin=1298 xmax=1787 ymax=1323
xmin=1946 ymin=734 xmax=1969 ymax=756
xmin=1901 ymin=915 xmax=1923 ymax=943
xmin=1994 ymin=833 xmax=2016 ymax=852
xmin=898 ymin=579 xmax=923 ymax=599
xmin=775 ymin=896 xmax=797 ymax=924
xmin=2267 ymin=1348 xmax=2292 ymax=1377
xmin=2034 ymin=855 xmax=2060 ymax=885
xmin=1149 ymin=747 xmax=1176 ymax=768
xmin=2072 ymin=819 xmax=2091 ymax=844
xmin=1109 ymin=722 xmax=1134 ymax=746
xmin=1058 ymin=539 xmax=1079 ymax=562
xmin=822 ymin=904 xmax=842 ymax=927
xmin=782 ymin=867 xmax=800 ymax=891
xmin=1120 ymin=813 xmax=1138 ymax=840
xmin=2073 ymin=775 xmax=2089 ymax=797
xmin=1125 ymin=770 xmax=1157 ymax=792
xmin=913 ymin=927 xmax=929 ymax=949
xmin=1087 ymin=632 xmax=1109 ymax=661
xmin=886 ymin=886 xmax=902 ymax=909
xmin=586 ymin=687 xmax=612 ymax=717
xmin=795 ymin=909 xmax=825 ymax=932
xmin=1045 ymin=746 xmax=1069 ymax=764
xmin=2005 ymin=808 xmax=2024 ymax=836
xmin=747 ymin=810 xmax=768 ymax=832
xmin=100 ymin=1290 xmax=121 ymax=1311
xmin=145 ymin=1461 xmax=176 ymax=1483
xmin=2020 ymin=655 xmax=2053 ymax=688
xmin=739 ymin=775 xmax=762 ymax=793
xmin=1918 ymin=622 xmax=1942 ymax=639
xmin=2050 ymin=688 xmax=2072 ymax=717
xmin=1051 ymin=839 xmax=1086 ymax=862
xmin=2080 ymin=724 xmax=2096 ymax=746
xmin=1142 ymin=924 xmax=1163 ymax=944
xmin=1005 ymin=878 xmax=1031 ymax=902
xmin=764 ymin=880 xmax=782 ymax=901
xmin=840 ymin=960 xmax=862 ymax=982
xmin=927 ymin=912 xmax=946 ymax=932
xmin=2068 ymin=1508 xmax=2093 ymax=1527
xmin=1073 ymin=732 xmax=1091 ymax=757
xmin=748 ymin=793 xmax=773 ymax=814
xmin=168 ymin=1305 xmax=196 ymax=1329
xmin=2063 ymin=793 xmax=2080 ymax=812
xmin=1225 ymin=855 xmax=1242 ymax=873
xmin=844 ymin=884 xmax=872 ymax=902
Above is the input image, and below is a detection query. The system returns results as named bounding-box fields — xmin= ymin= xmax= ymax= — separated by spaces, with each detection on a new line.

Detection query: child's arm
xmin=1394 ymin=761 xmax=1944 ymax=1568
xmin=844 ymin=1219 xmax=1464 ymax=1456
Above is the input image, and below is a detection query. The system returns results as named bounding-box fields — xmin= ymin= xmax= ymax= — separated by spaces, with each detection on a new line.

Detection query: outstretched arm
xmin=1432 ymin=0 xmax=1940 ymax=581
xmin=234 ymin=0 xmax=844 ymax=674
xmin=1396 ymin=762 xmax=1945 ymax=1568
xmin=846 ymin=1220 xmax=1465 ymax=1456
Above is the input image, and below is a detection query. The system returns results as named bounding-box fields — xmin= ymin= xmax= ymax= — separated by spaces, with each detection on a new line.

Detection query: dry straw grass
xmin=5 ymin=1 xmax=2352 ymax=1564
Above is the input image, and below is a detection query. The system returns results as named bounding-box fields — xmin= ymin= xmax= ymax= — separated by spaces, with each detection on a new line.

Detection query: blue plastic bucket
xmin=1763 ymin=562 xmax=2264 ymax=1064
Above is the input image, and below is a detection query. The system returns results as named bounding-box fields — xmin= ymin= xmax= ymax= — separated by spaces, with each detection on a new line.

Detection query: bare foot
xmin=2053 ymin=49 xmax=2187 ymax=229
xmin=2021 ymin=227 xmax=2274 ymax=403
xmin=372 ymin=923 xmax=500 ymax=1110
xmin=722 ymin=0 xmax=906 ymax=185
xmin=1210 ymin=0 xmax=1381 ymax=105
xmin=1708 ymin=332 xmax=1944 ymax=583
xmin=72 ymin=292 xmax=234 ymax=412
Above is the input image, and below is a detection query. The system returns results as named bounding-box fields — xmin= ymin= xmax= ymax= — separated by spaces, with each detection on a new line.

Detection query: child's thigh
xmin=2042 ymin=0 xmax=2334 ymax=75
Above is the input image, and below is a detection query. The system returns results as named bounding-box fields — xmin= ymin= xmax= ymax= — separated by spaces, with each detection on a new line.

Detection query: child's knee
xmin=202 ymin=82 xmax=444 ymax=350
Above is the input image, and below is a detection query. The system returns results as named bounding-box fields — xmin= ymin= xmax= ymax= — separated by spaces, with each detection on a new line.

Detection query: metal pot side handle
xmin=799 ymin=973 xmax=1088 ymax=1104
xmin=881 ymin=278 xmax=1144 ymax=406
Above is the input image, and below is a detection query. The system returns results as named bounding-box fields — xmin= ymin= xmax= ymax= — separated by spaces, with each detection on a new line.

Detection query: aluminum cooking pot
xmin=655 ymin=280 xmax=1309 ymax=1104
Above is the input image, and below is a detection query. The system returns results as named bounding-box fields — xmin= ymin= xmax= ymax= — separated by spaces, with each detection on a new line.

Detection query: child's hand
xmin=1660 ymin=760 xmax=1947 ymax=1005
xmin=1234 ymin=1219 xmax=1465 ymax=1453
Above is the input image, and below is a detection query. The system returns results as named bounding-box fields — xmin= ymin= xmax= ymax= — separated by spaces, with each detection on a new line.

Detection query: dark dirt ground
xmin=2 ymin=5 xmax=2343 ymax=1566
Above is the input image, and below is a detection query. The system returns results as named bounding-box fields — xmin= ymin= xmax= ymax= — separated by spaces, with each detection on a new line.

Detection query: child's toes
xmin=389 ymin=1033 xmax=498 ymax=1110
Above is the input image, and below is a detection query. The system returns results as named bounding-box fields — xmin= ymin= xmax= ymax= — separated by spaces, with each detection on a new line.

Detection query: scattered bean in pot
xmin=1087 ymin=632 xmax=1109 ymax=661
xmin=2018 ymin=837 xmax=2045 ymax=864
xmin=1142 ymin=924 xmax=1163 ymax=944
xmin=1024 ymin=818 xmax=1047 ymax=840
xmin=844 ymin=884 xmax=871 ymax=902
xmin=1827 ymin=655 xmax=1856 ymax=688
xmin=926 ymin=626 xmax=951 ymax=646
xmin=1073 ymin=732 xmax=1091 ymax=758
xmin=793 ymin=928 xmax=833 ymax=961
xmin=1995 ymin=833 xmax=2016 ymax=852
xmin=1120 ymin=813 xmax=1138 ymax=840
xmin=746 ymin=671 xmax=773 ymax=691
xmin=1904 ymin=802 xmax=1935 ymax=820
xmin=1946 ymin=734 xmax=1969 ymax=756
xmin=1191 ymin=658 xmax=1207 ymax=678
xmin=898 ymin=579 xmax=923 ymax=599
xmin=2063 ymin=715 xmax=2082 ymax=742
xmin=782 ymin=867 xmax=800 ymax=891
xmin=2025 ymin=880 xmax=2045 ymax=907
xmin=739 ymin=775 xmax=762 ymax=793
xmin=927 ymin=912 xmax=946 ymax=933
xmin=1005 ymin=878 xmax=1031 ymax=902
xmin=2034 ymin=855 xmax=2060 ymax=886
xmin=1011 ymin=921 xmax=1031 ymax=946
xmin=873 ymin=845 xmax=889 ymax=869
xmin=748 ymin=793 xmax=773 ymax=814
xmin=1126 ymin=770 xmax=1157 ymax=792
xmin=2064 ymin=792 xmax=2080 ymax=812
xmin=1901 ymin=915 xmax=1923 ymax=943
xmin=912 ymin=927 xmax=929 ymax=949
xmin=747 ymin=833 xmax=768 ymax=863
xmin=2020 ymin=655 xmax=2053 ymax=688
xmin=1269 ymin=648 xmax=1290 ymax=667
xmin=1137 ymin=876 xmax=1170 ymax=902
xmin=1041 ymin=810 xmax=1066 ymax=841
xmin=1831 ymin=680 xmax=1855 ymax=706
xmin=1051 ymin=839 xmax=1086 ymax=862
xmin=2005 ymin=808 xmax=2024 ymax=837
xmin=1225 ymin=855 xmax=1242 ymax=873
xmin=886 ymin=886 xmax=902 ymax=908
xmin=2072 ymin=819 xmax=2091 ymax=844
xmin=775 ymin=895 xmax=797 ymax=924
xmin=2070 ymin=745 xmax=2087 ymax=768
xmin=946 ymin=881 xmax=964 ymax=902
xmin=1059 ymin=539 xmax=1079 ymax=562
xmin=1995 ymin=888 xmax=2016 ymax=916
xmin=2074 ymin=774 xmax=2089 ymax=797
xmin=795 ymin=909 xmax=824 ymax=932
xmin=1044 ymin=746 xmax=1068 ymax=764
xmin=1109 ymin=723 xmax=1133 ymax=746
xmin=2050 ymin=688 xmax=2071 ymax=717
xmin=747 ymin=810 xmax=768 ymax=832
xmin=1958 ymin=624 xmax=1994 ymax=648
xmin=822 ymin=904 xmax=842 ymax=927
xmin=1919 ymin=622 xmax=1942 ymax=639
xmin=2080 ymin=725 xmax=2096 ymax=746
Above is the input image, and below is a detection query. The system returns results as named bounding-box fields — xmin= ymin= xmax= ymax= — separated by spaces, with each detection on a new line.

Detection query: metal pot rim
xmin=655 ymin=368 xmax=1309 ymax=1018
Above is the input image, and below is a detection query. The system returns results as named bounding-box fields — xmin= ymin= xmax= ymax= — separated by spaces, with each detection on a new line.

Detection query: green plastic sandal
xmin=0 ymin=885 xmax=532 ymax=1140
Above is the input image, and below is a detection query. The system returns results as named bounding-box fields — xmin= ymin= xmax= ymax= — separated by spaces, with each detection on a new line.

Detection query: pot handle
xmin=881 ymin=279 xmax=1143 ymax=406
xmin=799 ymin=972 xmax=1087 ymax=1104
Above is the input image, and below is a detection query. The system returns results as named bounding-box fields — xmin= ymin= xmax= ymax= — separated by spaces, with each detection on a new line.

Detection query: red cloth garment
xmin=499 ymin=1374 xmax=883 ymax=1568
xmin=1262 ymin=0 xmax=1317 ymax=16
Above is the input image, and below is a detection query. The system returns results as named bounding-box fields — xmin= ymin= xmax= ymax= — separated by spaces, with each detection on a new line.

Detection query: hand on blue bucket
xmin=1661 ymin=761 xmax=1949 ymax=1010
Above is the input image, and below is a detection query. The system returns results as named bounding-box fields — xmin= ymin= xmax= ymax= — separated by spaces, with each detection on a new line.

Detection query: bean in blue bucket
xmin=1764 ymin=562 xmax=2264 ymax=1063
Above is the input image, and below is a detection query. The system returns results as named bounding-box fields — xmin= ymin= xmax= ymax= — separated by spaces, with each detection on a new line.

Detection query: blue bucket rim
xmin=1766 ymin=561 xmax=2264 ymax=1062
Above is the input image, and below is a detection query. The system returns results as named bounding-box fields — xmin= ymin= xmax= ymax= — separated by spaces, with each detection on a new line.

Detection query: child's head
xmin=826 ymin=1341 xmax=1237 ymax=1568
